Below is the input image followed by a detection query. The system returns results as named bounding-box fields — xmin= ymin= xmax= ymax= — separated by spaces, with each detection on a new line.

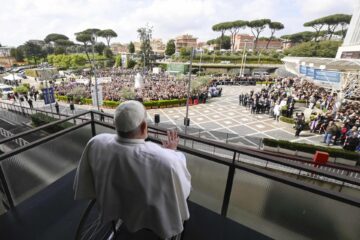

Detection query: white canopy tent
xmin=2 ymin=74 xmax=23 ymax=81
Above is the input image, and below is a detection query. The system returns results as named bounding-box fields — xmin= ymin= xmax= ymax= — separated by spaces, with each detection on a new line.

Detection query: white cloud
xmin=0 ymin=0 xmax=356 ymax=46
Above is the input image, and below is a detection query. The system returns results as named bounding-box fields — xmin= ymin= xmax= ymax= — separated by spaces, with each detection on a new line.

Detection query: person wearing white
xmin=73 ymin=100 xmax=191 ymax=239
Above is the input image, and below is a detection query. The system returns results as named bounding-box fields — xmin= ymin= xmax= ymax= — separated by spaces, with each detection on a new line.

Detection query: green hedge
xmin=280 ymin=116 xmax=295 ymax=124
xmin=296 ymin=99 xmax=307 ymax=104
xmin=263 ymin=138 xmax=360 ymax=162
xmin=31 ymin=113 xmax=74 ymax=133
xmin=56 ymin=95 xmax=188 ymax=109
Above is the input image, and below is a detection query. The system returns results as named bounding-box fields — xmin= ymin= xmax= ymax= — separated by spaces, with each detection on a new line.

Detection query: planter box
xmin=263 ymin=146 xmax=278 ymax=153
xmin=334 ymin=157 xmax=357 ymax=167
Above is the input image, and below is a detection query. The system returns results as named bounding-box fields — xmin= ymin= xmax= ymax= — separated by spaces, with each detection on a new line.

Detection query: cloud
xmin=0 ymin=0 xmax=356 ymax=46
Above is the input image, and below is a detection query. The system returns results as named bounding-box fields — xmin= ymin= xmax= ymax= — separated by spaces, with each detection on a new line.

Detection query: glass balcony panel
xmin=227 ymin=169 xmax=360 ymax=240
xmin=0 ymin=125 xmax=92 ymax=205
xmin=184 ymin=153 xmax=228 ymax=214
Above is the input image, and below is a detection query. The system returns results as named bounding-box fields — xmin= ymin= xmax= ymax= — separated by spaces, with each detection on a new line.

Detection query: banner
xmin=306 ymin=67 xmax=315 ymax=78
xmin=299 ymin=65 xmax=306 ymax=74
xmin=43 ymin=87 xmax=55 ymax=105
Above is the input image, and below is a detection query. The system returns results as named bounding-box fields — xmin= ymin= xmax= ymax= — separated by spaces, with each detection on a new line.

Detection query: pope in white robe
xmin=73 ymin=101 xmax=191 ymax=239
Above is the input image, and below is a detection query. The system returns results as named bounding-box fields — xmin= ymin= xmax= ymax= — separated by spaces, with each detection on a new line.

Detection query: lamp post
xmin=91 ymin=34 xmax=100 ymax=111
xmin=40 ymin=63 xmax=54 ymax=116
xmin=198 ymin=49 xmax=203 ymax=75
xmin=240 ymin=42 xmax=247 ymax=76
xmin=184 ymin=48 xmax=195 ymax=134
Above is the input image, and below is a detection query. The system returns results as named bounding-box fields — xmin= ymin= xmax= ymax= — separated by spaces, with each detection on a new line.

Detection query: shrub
xmin=263 ymin=138 xmax=360 ymax=163
xmin=31 ymin=113 xmax=74 ymax=133
xmin=103 ymin=100 xmax=121 ymax=108
xmin=296 ymin=99 xmax=307 ymax=104
xmin=280 ymin=116 xmax=295 ymax=124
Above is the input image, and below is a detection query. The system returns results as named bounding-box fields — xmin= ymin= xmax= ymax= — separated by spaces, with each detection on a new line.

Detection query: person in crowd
xmin=295 ymin=113 xmax=305 ymax=137
xmin=55 ymin=101 xmax=60 ymax=115
xmin=323 ymin=121 xmax=338 ymax=146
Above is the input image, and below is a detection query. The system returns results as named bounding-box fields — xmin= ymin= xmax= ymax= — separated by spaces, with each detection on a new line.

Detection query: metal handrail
xmin=0 ymin=111 xmax=359 ymax=214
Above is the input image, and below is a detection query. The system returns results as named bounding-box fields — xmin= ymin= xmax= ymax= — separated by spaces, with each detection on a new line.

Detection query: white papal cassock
xmin=73 ymin=133 xmax=191 ymax=239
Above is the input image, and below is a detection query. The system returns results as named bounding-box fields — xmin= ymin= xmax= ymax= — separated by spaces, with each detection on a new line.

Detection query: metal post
xmin=0 ymin=165 xmax=14 ymax=209
xmin=221 ymin=152 xmax=236 ymax=217
xmin=91 ymin=35 xmax=100 ymax=111
xmin=184 ymin=48 xmax=195 ymax=135
xmin=90 ymin=112 xmax=96 ymax=136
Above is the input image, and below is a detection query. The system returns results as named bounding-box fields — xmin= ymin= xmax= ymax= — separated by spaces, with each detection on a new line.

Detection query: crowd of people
xmin=54 ymin=68 xmax=211 ymax=102
xmin=239 ymin=77 xmax=360 ymax=152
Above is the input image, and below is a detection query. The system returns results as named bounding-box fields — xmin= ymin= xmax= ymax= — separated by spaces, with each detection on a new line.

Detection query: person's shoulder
xmin=91 ymin=133 xmax=117 ymax=143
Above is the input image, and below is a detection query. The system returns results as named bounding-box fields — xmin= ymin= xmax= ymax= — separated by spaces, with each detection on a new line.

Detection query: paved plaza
xmin=146 ymin=85 xmax=324 ymax=147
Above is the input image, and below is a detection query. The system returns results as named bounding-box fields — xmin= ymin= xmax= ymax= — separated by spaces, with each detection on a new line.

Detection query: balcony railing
xmin=0 ymin=110 xmax=359 ymax=239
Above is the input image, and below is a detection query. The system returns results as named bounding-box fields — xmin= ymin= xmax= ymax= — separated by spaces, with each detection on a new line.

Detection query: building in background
xmin=150 ymin=39 xmax=166 ymax=55
xmin=110 ymin=43 xmax=129 ymax=54
xmin=175 ymin=34 xmax=197 ymax=52
xmin=0 ymin=47 xmax=12 ymax=57
xmin=234 ymin=34 xmax=254 ymax=51
xmin=234 ymin=34 xmax=283 ymax=51
xmin=336 ymin=3 xmax=360 ymax=59
xmin=132 ymin=39 xmax=166 ymax=55
xmin=256 ymin=39 xmax=283 ymax=51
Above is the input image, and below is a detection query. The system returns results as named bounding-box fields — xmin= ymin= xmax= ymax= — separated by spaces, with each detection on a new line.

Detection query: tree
xmin=281 ymin=31 xmax=315 ymax=43
xmin=304 ymin=18 xmax=326 ymax=41
xmin=10 ymin=47 xmax=24 ymax=62
xmin=97 ymin=29 xmax=118 ymax=47
xmin=81 ymin=28 xmax=101 ymax=43
xmin=23 ymin=41 xmax=46 ymax=64
xmin=128 ymin=41 xmax=135 ymax=53
xmin=212 ymin=23 xmax=228 ymax=50
xmin=137 ymin=26 xmax=153 ymax=67
xmin=207 ymin=36 xmax=231 ymax=50
xmin=266 ymin=21 xmax=284 ymax=49
xmin=284 ymin=40 xmax=341 ymax=58
xmin=104 ymin=47 xmax=113 ymax=58
xmin=75 ymin=32 xmax=93 ymax=59
xmin=44 ymin=33 xmax=69 ymax=44
xmin=248 ymin=19 xmax=271 ymax=50
xmin=165 ymin=39 xmax=176 ymax=56
xmin=305 ymin=14 xmax=352 ymax=41
xmin=221 ymin=20 xmax=247 ymax=52
xmin=94 ymin=42 xmax=106 ymax=55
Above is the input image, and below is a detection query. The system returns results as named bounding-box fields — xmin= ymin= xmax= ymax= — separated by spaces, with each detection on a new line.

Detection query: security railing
xmin=0 ymin=110 xmax=359 ymax=239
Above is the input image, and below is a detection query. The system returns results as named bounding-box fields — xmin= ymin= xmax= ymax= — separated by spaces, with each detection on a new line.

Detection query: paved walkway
xmin=2 ymin=85 xmax=326 ymax=147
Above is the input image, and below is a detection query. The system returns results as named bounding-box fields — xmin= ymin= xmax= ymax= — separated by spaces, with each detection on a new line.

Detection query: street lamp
xmin=184 ymin=48 xmax=195 ymax=134
xmin=91 ymin=33 xmax=100 ymax=111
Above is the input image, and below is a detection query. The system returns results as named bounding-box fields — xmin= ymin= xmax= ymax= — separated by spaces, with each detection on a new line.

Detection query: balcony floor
xmin=0 ymin=171 xmax=270 ymax=240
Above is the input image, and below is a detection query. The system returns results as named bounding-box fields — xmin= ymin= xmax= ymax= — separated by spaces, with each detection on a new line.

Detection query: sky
xmin=0 ymin=0 xmax=357 ymax=47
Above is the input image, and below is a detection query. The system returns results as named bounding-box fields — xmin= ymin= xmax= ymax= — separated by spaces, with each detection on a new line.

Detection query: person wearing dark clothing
xmin=295 ymin=114 xmax=305 ymax=137
xmin=55 ymin=102 xmax=60 ymax=115
xmin=27 ymin=99 xmax=33 ymax=109
xmin=343 ymin=132 xmax=360 ymax=151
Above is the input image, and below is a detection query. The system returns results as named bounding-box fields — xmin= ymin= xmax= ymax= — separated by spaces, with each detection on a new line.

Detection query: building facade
xmin=234 ymin=34 xmax=283 ymax=51
xmin=175 ymin=34 xmax=197 ymax=52
xmin=336 ymin=3 xmax=360 ymax=59
xmin=110 ymin=43 xmax=129 ymax=54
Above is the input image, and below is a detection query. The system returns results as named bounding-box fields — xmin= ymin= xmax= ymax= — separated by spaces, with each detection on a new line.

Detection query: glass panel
xmin=184 ymin=152 xmax=228 ymax=214
xmin=227 ymin=169 xmax=360 ymax=240
xmin=0 ymin=125 xmax=92 ymax=205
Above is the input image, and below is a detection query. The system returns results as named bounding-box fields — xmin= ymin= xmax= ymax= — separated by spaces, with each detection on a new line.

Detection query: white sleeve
xmin=73 ymin=140 xmax=96 ymax=200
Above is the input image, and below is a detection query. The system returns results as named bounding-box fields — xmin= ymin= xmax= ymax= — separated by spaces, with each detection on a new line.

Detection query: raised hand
xmin=162 ymin=129 xmax=179 ymax=150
